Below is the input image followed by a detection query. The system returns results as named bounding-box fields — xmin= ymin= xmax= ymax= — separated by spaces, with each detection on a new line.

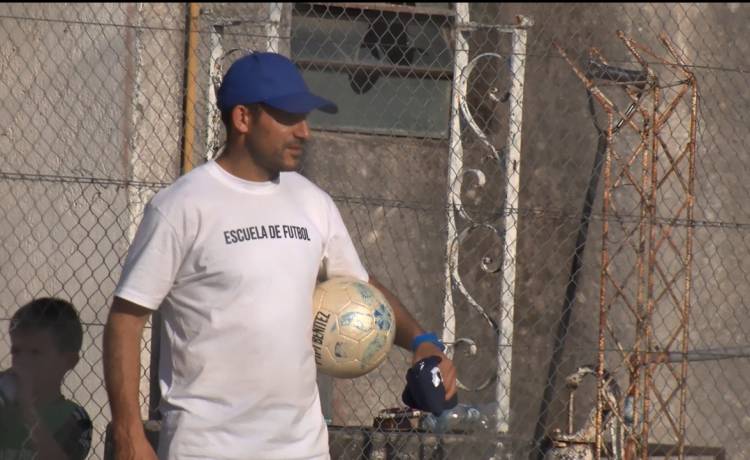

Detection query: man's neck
xmin=216 ymin=145 xmax=276 ymax=182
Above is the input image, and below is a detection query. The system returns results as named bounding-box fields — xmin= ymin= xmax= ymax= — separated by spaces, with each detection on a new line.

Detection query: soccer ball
xmin=312 ymin=277 xmax=396 ymax=378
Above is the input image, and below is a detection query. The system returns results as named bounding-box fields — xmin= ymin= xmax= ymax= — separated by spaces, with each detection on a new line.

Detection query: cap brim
xmin=263 ymin=92 xmax=338 ymax=114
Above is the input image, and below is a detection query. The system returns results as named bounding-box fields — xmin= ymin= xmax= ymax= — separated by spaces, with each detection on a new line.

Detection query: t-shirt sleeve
xmin=322 ymin=196 xmax=369 ymax=282
xmin=54 ymin=404 xmax=92 ymax=460
xmin=114 ymin=201 xmax=185 ymax=310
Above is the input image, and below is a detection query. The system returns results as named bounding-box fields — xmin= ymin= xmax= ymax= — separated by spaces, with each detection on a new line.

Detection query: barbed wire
xmin=0 ymin=12 xmax=281 ymax=38
xmin=3 ymin=12 xmax=750 ymax=76
xmin=3 ymin=168 xmax=748 ymax=232
xmin=3 ymin=170 xmax=748 ymax=232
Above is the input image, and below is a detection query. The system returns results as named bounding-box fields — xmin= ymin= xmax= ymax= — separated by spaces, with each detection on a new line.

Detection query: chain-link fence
xmin=0 ymin=3 xmax=748 ymax=459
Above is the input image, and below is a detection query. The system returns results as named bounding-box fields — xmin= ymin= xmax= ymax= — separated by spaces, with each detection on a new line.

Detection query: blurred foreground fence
xmin=1 ymin=3 xmax=750 ymax=459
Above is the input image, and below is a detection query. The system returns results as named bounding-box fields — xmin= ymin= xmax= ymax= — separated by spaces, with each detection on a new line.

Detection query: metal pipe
xmin=293 ymin=59 xmax=452 ymax=80
xmin=678 ymin=64 xmax=698 ymax=460
xmin=647 ymin=443 xmax=725 ymax=460
xmin=496 ymin=15 xmax=530 ymax=434
xmin=266 ymin=3 xmax=282 ymax=53
xmin=442 ymin=1 xmax=469 ymax=386
xmin=205 ymin=25 xmax=223 ymax=161
xmin=678 ymin=59 xmax=698 ymax=459
xmin=639 ymin=74 xmax=660 ymax=460
xmin=297 ymin=2 xmax=457 ymax=19
xmin=567 ymin=390 xmax=575 ymax=435
xmin=658 ymin=34 xmax=699 ymax=458
xmin=181 ymin=2 xmax=200 ymax=174
xmin=596 ymin=109 xmax=614 ymax=460
xmin=624 ymin=85 xmax=652 ymax=460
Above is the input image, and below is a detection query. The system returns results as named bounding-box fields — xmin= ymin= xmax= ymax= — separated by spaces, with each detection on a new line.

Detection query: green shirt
xmin=0 ymin=398 xmax=92 ymax=460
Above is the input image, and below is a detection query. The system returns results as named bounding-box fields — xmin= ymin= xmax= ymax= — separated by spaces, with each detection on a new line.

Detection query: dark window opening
xmin=292 ymin=3 xmax=454 ymax=138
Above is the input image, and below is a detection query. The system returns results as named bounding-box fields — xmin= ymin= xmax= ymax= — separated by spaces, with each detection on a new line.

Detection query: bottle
xmin=623 ymin=395 xmax=634 ymax=426
xmin=420 ymin=403 xmax=492 ymax=433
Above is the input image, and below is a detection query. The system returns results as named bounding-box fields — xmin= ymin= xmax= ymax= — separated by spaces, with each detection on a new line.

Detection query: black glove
xmin=401 ymin=356 xmax=458 ymax=415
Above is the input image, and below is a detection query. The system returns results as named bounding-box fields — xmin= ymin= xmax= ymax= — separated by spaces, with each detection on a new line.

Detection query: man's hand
xmin=413 ymin=342 xmax=457 ymax=400
xmin=104 ymin=297 xmax=157 ymax=460
xmin=112 ymin=427 xmax=158 ymax=460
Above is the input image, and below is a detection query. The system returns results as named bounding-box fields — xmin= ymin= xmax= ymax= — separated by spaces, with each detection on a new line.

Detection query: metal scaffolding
xmin=555 ymin=30 xmax=701 ymax=460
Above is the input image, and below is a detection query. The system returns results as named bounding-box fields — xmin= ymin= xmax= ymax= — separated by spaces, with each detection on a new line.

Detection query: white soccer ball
xmin=312 ymin=277 xmax=396 ymax=378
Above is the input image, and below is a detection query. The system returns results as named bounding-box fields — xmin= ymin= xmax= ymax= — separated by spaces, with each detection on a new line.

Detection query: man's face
xmin=244 ymin=105 xmax=311 ymax=176
xmin=10 ymin=328 xmax=75 ymax=396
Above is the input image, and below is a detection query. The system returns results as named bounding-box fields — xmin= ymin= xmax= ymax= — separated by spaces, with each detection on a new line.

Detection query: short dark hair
xmin=221 ymin=103 xmax=262 ymax=135
xmin=10 ymin=297 xmax=83 ymax=354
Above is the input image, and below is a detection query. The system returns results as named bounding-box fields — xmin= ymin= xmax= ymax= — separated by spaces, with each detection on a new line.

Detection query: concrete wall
xmin=2 ymin=3 xmax=750 ymax=460
xmin=301 ymin=131 xmax=451 ymax=427
xmin=495 ymin=3 xmax=750 ymax=458
xmin=0 ymin=4 xmax=184 ymax=459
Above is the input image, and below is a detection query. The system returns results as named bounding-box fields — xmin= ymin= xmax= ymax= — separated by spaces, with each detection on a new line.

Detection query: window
xmin=291 ymin=3 xmax=454 ymax=138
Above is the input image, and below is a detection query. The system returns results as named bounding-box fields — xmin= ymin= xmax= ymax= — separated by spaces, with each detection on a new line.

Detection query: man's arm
xmin=368 ymin=276 xmax=457 ymax=399
xmin=102 ymin=297 xmax=158 ymax=460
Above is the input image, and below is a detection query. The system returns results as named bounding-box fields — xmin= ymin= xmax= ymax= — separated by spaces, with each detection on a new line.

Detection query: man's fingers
xmin=411 ymin=346 xmax=459 ymax=400
xmin=445 ymin=373 xmax=457 ymax=398
xmin=439 ymin=359 xmax=458 ymax=399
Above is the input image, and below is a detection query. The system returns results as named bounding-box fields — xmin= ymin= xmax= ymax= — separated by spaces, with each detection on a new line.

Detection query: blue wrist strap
xmin=411 ymin=332 xmax=445 ymax=352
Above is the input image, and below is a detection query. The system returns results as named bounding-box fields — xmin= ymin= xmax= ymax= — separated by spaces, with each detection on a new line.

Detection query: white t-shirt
xmin=114 ymin=160 xmax=368 ymax=460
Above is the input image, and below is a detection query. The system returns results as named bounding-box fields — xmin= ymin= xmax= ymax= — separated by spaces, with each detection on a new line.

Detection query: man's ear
xmin=231 ymin=105 xmax=255 ymax=135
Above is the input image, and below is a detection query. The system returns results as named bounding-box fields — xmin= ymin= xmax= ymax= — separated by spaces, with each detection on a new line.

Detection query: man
xmin=103 ymin=52 xmax=456 ymax=460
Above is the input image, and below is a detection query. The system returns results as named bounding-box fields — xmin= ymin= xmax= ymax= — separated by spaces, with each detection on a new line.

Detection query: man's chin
xmin=280 ymin=156 xmax=302 ymax=171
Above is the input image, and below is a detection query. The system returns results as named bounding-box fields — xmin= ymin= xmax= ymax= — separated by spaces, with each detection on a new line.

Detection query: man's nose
xmin=293 ymin=120 xmax=310 ymax=141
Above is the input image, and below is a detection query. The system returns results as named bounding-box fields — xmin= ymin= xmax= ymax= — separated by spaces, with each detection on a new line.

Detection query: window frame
xmin=291 ymin=2 xmax=456 ymax=139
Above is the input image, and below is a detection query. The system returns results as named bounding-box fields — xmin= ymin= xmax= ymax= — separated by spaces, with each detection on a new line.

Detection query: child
xmin=0 ymin=297 xmax=93 ymax=459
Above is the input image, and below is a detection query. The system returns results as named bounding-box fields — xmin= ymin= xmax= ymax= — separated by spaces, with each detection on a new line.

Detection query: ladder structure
xmin=557 ymin=31 xmax=699 ymax=460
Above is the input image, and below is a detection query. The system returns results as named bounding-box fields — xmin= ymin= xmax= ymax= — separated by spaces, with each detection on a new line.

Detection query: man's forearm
xmin=368 ymin=276 xmax=425 ymax=350
xmin=368 ymin=276 xmax=458 ymax=399
xmin=103 ymin=297 xmax=152 ymax=436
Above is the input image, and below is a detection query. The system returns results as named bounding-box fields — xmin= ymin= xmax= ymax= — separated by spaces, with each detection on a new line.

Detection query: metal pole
xmin=496 ymin=15 xmax=530 ymax=433
xmin=181 ymin=2 xmax=201 ymax=174
xmin=205 ymin=25 xmax=223 ymax=161
xmin=596 ymin=109 xmax=614 ymax=460
xmin=442 ymin=1 xmax=470 ymax=372
xmin=266 ymin=3 xmax=283 ymax=53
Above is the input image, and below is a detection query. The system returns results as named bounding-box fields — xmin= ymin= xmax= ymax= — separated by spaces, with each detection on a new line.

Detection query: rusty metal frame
xmin=555 ymin=30 xmax=699 ymax=460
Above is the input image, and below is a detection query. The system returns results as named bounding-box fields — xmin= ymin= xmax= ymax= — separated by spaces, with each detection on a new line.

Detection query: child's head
xmin=9 ymin=297 xmax=83 ymax=396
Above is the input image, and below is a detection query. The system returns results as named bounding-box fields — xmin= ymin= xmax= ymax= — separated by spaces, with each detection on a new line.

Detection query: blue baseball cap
xmin=217 ymin=52 xmax=338 ymax=115
xmin=402 ymin=356 xmax=458 ymax=416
